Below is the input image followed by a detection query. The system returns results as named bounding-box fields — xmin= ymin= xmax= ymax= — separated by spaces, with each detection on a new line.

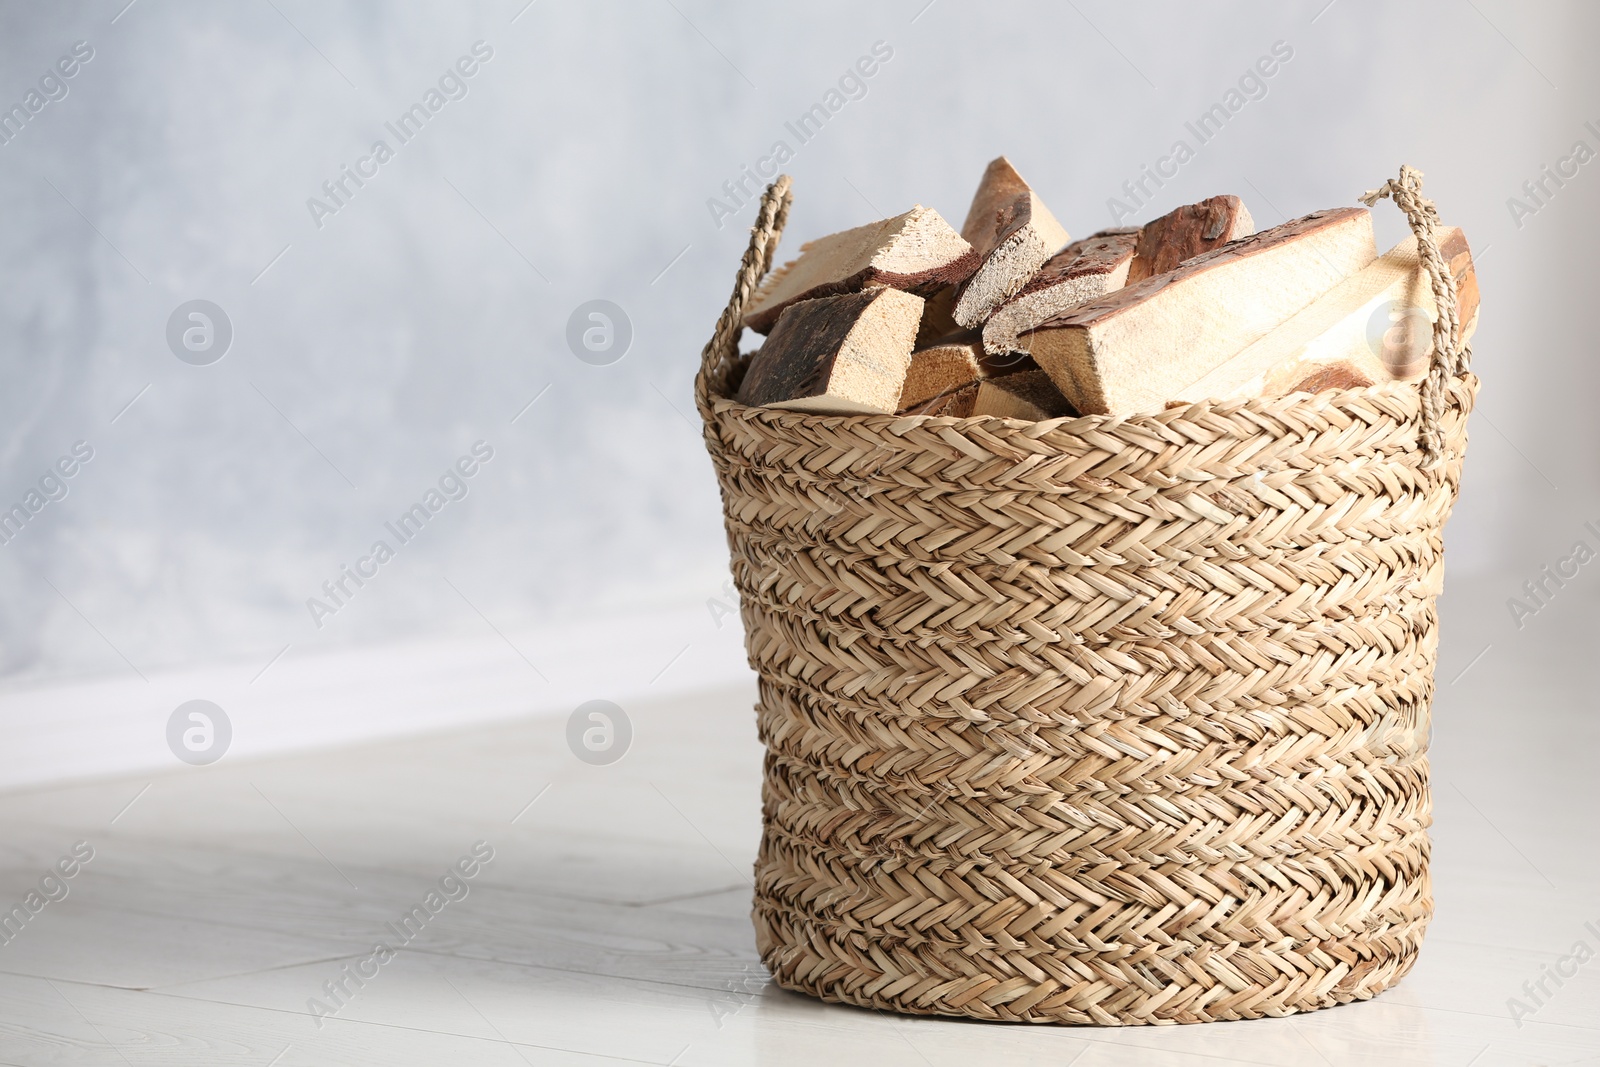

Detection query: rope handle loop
xmin=1359 ymin=164 xmax=1469 ymax=465
xmin=694 ymin=175 xmax=792 ymax=416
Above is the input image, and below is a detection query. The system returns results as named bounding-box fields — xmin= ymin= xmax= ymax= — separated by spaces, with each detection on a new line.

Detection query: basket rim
xmin=706 ymin=360 xmax=1475 ymax=436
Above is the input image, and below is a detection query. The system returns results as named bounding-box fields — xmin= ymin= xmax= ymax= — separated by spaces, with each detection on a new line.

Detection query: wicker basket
xmin=694 ymin=167 xmax=1476 ymax=1025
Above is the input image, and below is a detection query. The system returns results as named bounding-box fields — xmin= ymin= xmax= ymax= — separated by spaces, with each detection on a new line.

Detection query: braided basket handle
xmin=694 ymin=175 xmax=793 ymax=416
xmin=1359 ymin=164 xmax=1468 ymax=465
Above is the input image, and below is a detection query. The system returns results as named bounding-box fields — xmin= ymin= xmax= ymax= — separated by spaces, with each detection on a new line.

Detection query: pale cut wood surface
xmin=953 ymin=156 xmax=1070 ymax=327
xmin=1174 ymin=227 xmax=1478 ymax=403
xmin=898 ymin=338 xmax=982 ymax=409
xmin=1022 ymin=206 xmax=1378 ymax=415
xmin=736 ymin=288 xmax=922 ymax=414
xmin=741 ymin=205 xmax=975 ymax=333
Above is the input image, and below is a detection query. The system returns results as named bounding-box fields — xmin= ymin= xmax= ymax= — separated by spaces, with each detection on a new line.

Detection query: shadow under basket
xmin=693 ymin=168 xmax=1477 ymax=1025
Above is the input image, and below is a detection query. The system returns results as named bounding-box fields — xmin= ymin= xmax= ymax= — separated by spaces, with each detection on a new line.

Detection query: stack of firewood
xmin=734 ymin=157 xmax=1478 ymax=419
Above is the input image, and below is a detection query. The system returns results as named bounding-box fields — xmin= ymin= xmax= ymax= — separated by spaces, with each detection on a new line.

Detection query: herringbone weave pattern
xmin=696 ymin=170 xmax=1476 ymax=1025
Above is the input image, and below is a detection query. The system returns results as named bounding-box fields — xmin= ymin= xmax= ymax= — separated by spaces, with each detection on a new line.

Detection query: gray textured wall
xmin=0 ymin=0 xmax=1593 ymax=685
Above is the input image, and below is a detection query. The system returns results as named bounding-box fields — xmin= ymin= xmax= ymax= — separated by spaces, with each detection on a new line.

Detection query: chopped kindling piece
xmin=898 ymin=336 xmax=983 ymax=410
xmin=982 ymin=229 xmax=1139 ymax=357
xmin=953 ymin=157 xmax=1071 ymax=328
xmin=971 ymin=369 xmax=1075 ymax=420
xmin=737 ymin=288 xmax=924 ymax=414
xmin=1021 ymin=207 xmax=1378 ymax=415
xmin=1175 ymin=227 xmax=1479 ymax=402
xmin=741 ymin=205 xmax=977 ymax=333
xmin=914 ymin=285 xmax=962 ymax=348
xmin=901 ymin=380 xmax=979 ymax=417
xmin=1125 ymin=195 xmax=1255 ymax=284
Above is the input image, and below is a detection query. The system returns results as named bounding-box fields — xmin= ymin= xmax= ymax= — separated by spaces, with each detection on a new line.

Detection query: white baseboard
xmin=0 ymin=599 xmax=753 ymax=791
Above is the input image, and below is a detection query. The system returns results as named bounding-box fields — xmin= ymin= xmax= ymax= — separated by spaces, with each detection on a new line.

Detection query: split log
xmin=953 ymin=157 xmax=1070 ymax=327
xmin=1125 ymin=195 xmax=1254 ymax=284
xmin=737 ymin=288 xmax=923 ymax=414
xmin=971 ymin=369 xmax=1075 ymax=420
xmin=900 ymin=381 xmax=979 ymax=417
xmin=742 ymin=206 xmax=976 ymax=333
xmin=1022 ymin=207 xmax=1378 ymax=415
xmin=914 ymin=285 xmax=962 ymax=348
xmin=1174 ymin=226 xmax=1479 ymax=402
xmin=899 ymin=336 xmax=982 ymax=410
xmin=982 ymin=229 xmax=1139 ymax=357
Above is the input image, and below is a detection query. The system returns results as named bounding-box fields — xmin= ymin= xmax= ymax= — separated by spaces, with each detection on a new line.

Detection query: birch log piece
xmin=1174 ymin=226 xmax=1479 ymax=402
xmin=981 ymin=229 xmax=1139 ymax=357
xmin=1125 ymin=195 xmax=1255 ymax=284
xmin=1021 ymin=207 xmax=1378 ymax=416
xmin=953 ymin=157 xmax=1071 ymax=327
xmin=741 ymin=206 xmax=977 ymax=333
xmin=898 ymin=336 xmax=983 ymax=410
xmin=971 ymin=369 xmax=1075 ymax=420
xmin=737 ymin=288 xmax=924 ymax=414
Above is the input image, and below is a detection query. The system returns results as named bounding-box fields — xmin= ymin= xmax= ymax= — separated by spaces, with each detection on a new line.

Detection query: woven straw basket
xmin=694 ymin=166 xmax=1476 ymax=1026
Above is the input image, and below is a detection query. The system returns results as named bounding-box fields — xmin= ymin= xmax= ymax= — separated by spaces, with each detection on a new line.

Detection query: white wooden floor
xmin=1 ymin=576 xmax=1597 ymax=1065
